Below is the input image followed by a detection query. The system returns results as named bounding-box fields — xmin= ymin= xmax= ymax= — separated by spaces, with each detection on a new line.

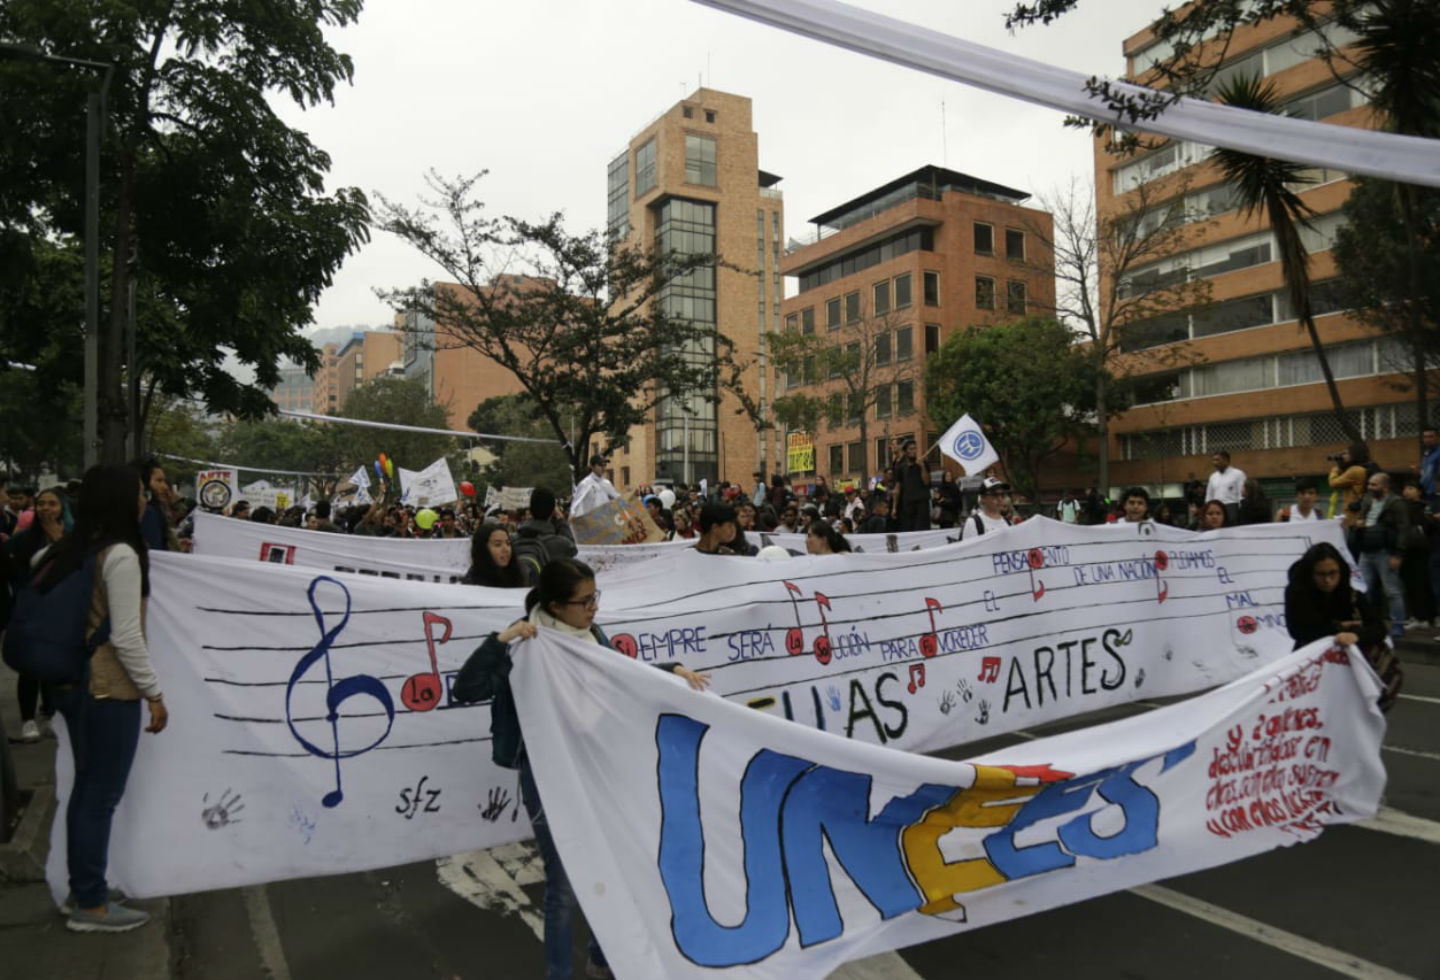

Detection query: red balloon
xmin=460 ymin=481 xmax=476 ymax=497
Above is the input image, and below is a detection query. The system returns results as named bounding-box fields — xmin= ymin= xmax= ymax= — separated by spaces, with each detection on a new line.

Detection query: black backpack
xmin=512 ymin=528 xmax=550 ymax=586
xmin=1 ymin=552 xmax=111 ymax=684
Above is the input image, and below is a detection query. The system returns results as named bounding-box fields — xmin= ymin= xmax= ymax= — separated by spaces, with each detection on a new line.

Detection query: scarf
xmin=529 ymin=605 xmax=598 ymax=643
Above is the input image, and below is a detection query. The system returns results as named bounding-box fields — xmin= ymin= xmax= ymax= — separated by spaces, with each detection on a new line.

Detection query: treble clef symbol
xmin=285 ymin=576 xmax=396 ymax=808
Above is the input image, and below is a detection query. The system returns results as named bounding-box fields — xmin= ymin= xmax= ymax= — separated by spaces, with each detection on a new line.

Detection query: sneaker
xmin=1403 ymin=618 xmax=1425 ymax=630
xmin=66 ymin=902 xmax=150 ymax=933
xmin=19 ymin=720 xmax=40 ymax=742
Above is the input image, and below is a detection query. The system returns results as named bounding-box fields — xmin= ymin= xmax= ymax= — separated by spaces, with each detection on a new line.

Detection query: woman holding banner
xmin=454 ymin=559 xmax=708 ymax=978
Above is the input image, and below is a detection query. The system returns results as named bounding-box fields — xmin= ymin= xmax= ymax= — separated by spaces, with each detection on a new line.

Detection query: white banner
xmin=240 ymin=479 xmax=297 ymax=511
xmin=938 ymin=413 xmax=999 ymax=476
xmin=397 ymin=457 xmax=459 ymax=507
xmin=517 ymin=631 xmax=1385 ymax=979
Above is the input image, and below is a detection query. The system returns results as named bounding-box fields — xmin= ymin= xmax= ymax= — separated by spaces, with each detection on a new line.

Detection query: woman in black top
xmin=462 ymin=523 xmax=524 ymax=588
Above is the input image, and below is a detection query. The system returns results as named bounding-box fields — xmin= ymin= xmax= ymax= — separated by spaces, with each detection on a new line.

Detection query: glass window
xmin=796 ymin=228 xmax=934 ymax=293
xmin=875 ymin=332 xmax=891 ymax=366
xmin=634 ymin=139 xmax=656 ymax=197
xmin=801 ymin=307 xmax=815 ymax=333
xmin=897 ymin=380 xmax=915 ymax=414
xmin=976 ymin=276 xmax=996 ymax=310
xmin=1192 ymin=294 xmax=1274 ymax=338
xmin=845 ymin=291 xmax=861 ymax=323
xmin=826 ymin=297 xmax=841 ymax=329
xmin=848 ymin=390 xmax=863 ymax=423
xmin=896 ymin=326 xmax=913 ymax=361
xmin=925 ymin=323 xmax=941 ymax=355
xmin=876 ymin=384 xmax=892 ymax=419
xmin=873 ymin=280 xmax=891 ymax=315
xmin=685 ymin=135 xmax=716 ymax=187
xmin=784 ymin=313 xmax=798 ymax=333
xmin=606 ymin=153 xmax=629 ymax=239
xmin=1005 ymin=229 xmax=1025 ymax=260
xmin=705 ymin=109 xmax=716 ymax=123
xmin=802 ymin=355 xmax=816 ymax=386
xmin=847 ymin=441 xmax=865 ymax=473
xmin=894 ymin=273 xmax=912 ymax=308
xmin=827 ymin=393 xmax=844 ymax=427
xmin=974 ymin=222 xmax=994 ymax=255
xmin=875 ymin=437 xmax=889 ymax=471
xmin=830 ymin=444 xmax=845 ymax=475
xmin=1006 ymin=280 xmax=1027 ymax=314
xmin=923 ymin=271 xmax=939 ymax=306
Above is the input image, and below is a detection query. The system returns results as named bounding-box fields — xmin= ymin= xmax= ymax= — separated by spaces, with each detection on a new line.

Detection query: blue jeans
xmin=1358 ymin=550 xmax=1407 ymax=637
xmin=54 ymin=690 xmax=141 ymax=909
xmin=520 ymin=759 xmax=605 ymax=979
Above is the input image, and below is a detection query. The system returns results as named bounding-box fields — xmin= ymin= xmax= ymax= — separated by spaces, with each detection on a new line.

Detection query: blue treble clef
xmin=285 ymin=576 xmax=396 ymax=808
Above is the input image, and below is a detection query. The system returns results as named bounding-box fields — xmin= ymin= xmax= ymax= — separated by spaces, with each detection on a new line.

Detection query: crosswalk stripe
xmin=1354 ymin=805 xmax=1440 ymax=845
xmin=1383 ymin=744 xmax=1440 ymax=762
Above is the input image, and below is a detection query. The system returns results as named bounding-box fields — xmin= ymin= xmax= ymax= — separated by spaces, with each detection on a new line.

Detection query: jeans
xmin=520 ymin=759 xmax=605 ymax=979
xmin=1358 ymin=550 xmax=1407 ymax=637
xmin=54 ymin=690 xmax=141 ymax=909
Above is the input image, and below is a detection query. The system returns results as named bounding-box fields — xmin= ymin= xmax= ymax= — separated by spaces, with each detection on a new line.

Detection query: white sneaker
xmin=20 ymin=720 xmax=40 ymax=742
xmin=1403 ymin=618 xmax=1424 ymax=630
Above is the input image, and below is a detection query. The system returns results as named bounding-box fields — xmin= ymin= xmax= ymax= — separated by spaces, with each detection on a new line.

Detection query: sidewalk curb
xmin=0 ymin=782 xmax=54 ymax=884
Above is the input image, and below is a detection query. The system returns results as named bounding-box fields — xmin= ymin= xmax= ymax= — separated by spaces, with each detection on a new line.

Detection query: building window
xmin=875 ymin=332 xmax=891 ymax=366
xmin=802 ymin=355 xmax=816 ymax=386
xmin=682 ymin=106 xmax=693 ymax=118
xmin=685 ymin=134 xmax=716 ymax=187
xmin=844 ymin=291 xmax=861 ymax=323
xmin=826 ymin=297 xmax=841 ymax=330
xmin=876 ymin=385 xmax=892 ymax=419
xmin=705 ymin=109 xmax=716 ymax=123
xmin=801 ymin=307 xmax=815 ymax=334
xmin=976 ymin=276 xmax=996 ymax=310
xmin=974 ymin=222 xmax=994 ymax=255
xmin=622 ymin=466 xmax=631 ymax=486
xmin=847 ymin=441 xmax=865 ymax=473
xmin=848 ymin=390 xmax=863 ymax=424
xmin=923 ymin=271 xmax=939 ymax=306
xmin=1005 ymin=228 xmax=1026 ymax=260
xmin=1007 ymin=280 xmax=1027 ymax=314
xmin=896 ymin=326 xmax=913 ymax=361
xmin=925 ymin=323 xmax=941 ymax=355
xmin=830 ymin=444 xmax=845 ymax=475
xmin=606 ymin=153 xmax=629 ymax=239
xmin=873 ymin=280 xmax=891 ymax=315
xmin=897 ymin=380 xmax=915 ymax=414
xmin=795 ymin=227 xmax=935 ymax=294
xmin=827 ymin=392 xmax=844 ymax=427
xmin=634 ymin=138 xmax=656 ymax=197
xmin=785 ymin=313 xmax=798 ymax=333
xmin=894 ymin=273 xmax=912 ymax=309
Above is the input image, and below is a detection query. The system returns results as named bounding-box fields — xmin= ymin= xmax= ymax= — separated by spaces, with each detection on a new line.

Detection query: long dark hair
xmin=523 ymin=558 xmax=595 ymax=618
xmin=807 ymin=521 xmax=852 ymax=553
xmin=38 ymin=464 xmax=149 ymax=596
xmin=1287 ymin=542 xmax=1351 ymax=601
xmin=464 ymin=523 xmax=523 ymax=588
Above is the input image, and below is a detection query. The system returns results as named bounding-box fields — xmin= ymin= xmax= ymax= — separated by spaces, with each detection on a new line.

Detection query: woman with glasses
xmin=454 ymin=559 xmax=708 ymax=978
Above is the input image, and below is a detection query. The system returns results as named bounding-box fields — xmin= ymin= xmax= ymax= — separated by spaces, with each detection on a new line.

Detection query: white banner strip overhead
xmin=693 ymin=0 xmax=1440 ymax=188
xmin=514 ymin=630 xmax=1386 ymax=980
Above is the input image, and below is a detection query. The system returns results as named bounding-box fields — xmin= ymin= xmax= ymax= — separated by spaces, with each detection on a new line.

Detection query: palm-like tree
xmin=1209 ymin=74 xmax=1363 ymax=445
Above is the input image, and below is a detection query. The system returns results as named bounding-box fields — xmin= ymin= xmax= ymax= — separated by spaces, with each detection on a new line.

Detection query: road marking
xmin=1383 ymin=744 xmax=1440 ymax=762
xmin=1396 ymin=693 xmax=1440 ymax=705
xmin=1131 ymin=884 xmax=1415 ymax=980
xmin=436 ymin=849 xmax=543 ymax=941
xmin=242 ymin=885 xmax=293 ymax=980
xmin=828 ymin=952 xmax=922 ymax=980
xmin=1355 ymin=805 xmax=1440 ymax=845
xmin=488 ymin=841 xmax=545 ymax=886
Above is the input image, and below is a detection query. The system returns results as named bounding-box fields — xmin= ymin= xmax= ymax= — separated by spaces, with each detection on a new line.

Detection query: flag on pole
xmin=938 ymin=413 xmax=999 ymax=475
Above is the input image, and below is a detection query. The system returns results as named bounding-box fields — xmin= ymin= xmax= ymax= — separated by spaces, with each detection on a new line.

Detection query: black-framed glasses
xmin=559 ymin=590 xmax=601 ymax=609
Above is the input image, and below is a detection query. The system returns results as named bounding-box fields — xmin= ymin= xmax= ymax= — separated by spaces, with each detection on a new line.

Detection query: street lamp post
xmin=0 ymin=44 xmax=114 ymax=468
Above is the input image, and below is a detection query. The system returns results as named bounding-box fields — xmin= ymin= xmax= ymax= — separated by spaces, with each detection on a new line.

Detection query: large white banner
xmin=517 ymin=631 xmax=1385 ymax=979
xmin=397 ymin=457 xmax=459 ymax=507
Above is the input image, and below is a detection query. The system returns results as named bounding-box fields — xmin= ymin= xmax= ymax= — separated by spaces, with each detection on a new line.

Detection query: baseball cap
xmin=980 ymin=477 xmax=1011 ymax=494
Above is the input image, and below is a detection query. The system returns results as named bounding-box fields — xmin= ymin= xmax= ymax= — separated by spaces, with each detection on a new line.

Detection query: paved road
xmin=172 ymin=657 xmax=1440 ymax=980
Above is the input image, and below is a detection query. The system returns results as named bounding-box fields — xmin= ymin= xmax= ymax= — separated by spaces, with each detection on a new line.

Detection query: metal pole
xmin=83 ymin=89 xmax=100 ymax=468
xmin=127 ymin=273 xmax=139 ymax=458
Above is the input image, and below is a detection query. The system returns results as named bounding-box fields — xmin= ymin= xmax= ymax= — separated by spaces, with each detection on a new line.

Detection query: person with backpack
xmin=961 ymin=478 xmax=1013 ymax=540
xmin=29 ymin=465 xmax=168 ymax=933
xmin=452 ymin=559 xmax=708 ymax=979
xmin=512 ymin=488 xmax=577 ymax=586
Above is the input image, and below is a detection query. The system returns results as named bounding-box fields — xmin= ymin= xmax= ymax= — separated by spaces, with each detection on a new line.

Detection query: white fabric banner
xmin=397 ymin=458 xmax=459 ymax=507
xmin=695 ymin=0 xmax=1440 ymax=188
xmin=240 ymin=480 xmax=297 ymax=511
xmin=937 ymin=413 xmax=999 ymax=476
xmin=516 ymin=630 xmax=1385 ymax=979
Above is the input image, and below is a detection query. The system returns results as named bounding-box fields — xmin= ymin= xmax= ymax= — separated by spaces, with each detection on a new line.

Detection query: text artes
xmin=1002 ymin=628 xmax=1129 ymax=713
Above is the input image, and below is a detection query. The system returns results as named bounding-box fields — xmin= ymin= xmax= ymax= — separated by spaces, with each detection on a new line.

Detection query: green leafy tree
xmin=326 ymin=377 xmax=456 ymax=484
xmin=467 ymin=393 xmax=573 ymax=495
xmin=925 ymin=317 xmax=1104 ymax=501
xmin=144 ymin=395 xmax=218 ymax=492
xmin=378 ymin=171 xmax=753 ymax=483
xmin=0 ymin=0 xmax=370 ymax=459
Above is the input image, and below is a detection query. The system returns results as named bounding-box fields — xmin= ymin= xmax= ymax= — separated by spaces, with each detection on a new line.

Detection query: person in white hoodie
xmin=569 ymin=454 xmax=619 ymax=518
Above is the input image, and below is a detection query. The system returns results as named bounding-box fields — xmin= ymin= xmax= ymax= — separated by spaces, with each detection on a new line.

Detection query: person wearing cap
xmin=893 ymin=438 xmax=931 ymax=532
xmin=962 ymin=478 xmax=1012 ymax=540
xmin=569 ymin=453 xmax=620 ymax=519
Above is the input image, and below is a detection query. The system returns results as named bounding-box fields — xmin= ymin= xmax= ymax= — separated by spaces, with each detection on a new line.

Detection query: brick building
xmin=399 ymin=289 xmax=527 ymax=432
xmin=779 ymin=165 xmax=1055 ymax=486
xmin=1098 ymin=15 xmax=1411 ymax=503
xmin=334 ymin=330 xmax=403 ymax=410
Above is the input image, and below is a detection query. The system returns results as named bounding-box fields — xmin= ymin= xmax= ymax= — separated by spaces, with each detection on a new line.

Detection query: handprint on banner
xmin=975 ymin=699 xmax=990 ymax=725
xmin=479 ymin=786 xmax=512 ymax=823
xmin=826 ymin=685 xmax=843 ymax=712
xmin=956 ymin=678 xmax=973 ymax=703
xmin=201 ymin=789 xmax=245 ymax=830
xmin=938 ymin=689 xmax=956 ymax=715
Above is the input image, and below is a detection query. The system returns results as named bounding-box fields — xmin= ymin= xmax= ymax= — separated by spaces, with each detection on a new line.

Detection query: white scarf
xmin=529 ymin=605 xmax=598 ymax=643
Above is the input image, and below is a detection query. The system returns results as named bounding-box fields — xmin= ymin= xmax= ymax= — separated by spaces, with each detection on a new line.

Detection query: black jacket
xmin=1351 ymin=495 xmax=1409 ymax=556
xmin=1284 ymin=573 xmax=1385 ymax=650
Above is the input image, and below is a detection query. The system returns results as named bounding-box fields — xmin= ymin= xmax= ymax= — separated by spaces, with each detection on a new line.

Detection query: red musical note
xmin=612 ymin=633 xmax=638 ymax=659
xmin=907 ymin=662 xmax=926 ymax=694
xmin=919 ymin=597 xmax=943 ymax=658
xmin=401 ymin=611 xmax=451 ymax=712
xmin=813 ymin=593 xmax=833 ymax=665
xmin=978 ymin=656 xmax=1001 ymax=683
xmin=783 ymin=581 xmax=805 ymax=656
xmin=1027 ymin=548 xmax=1046 ymax=602
xmin=1154 ymin=550 xmax=1169 ymax=603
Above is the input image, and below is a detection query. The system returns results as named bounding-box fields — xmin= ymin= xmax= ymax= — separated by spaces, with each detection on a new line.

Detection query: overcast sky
xmin=281 ymin=0 xmax=1164 ymax=335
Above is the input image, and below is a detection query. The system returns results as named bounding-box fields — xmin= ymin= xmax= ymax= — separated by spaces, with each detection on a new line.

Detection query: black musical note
xmin=286 ymin=576 xmax=396 ymax=809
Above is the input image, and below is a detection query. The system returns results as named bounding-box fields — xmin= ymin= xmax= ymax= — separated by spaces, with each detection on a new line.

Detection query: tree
xmin=0 ymin=0 xmax=370 ymax=459
xmin=767 ymin=309 xmax=922 ymax=485
xmin=378 ymin=171 xmax=752 ymax=484
xmin=925 ymin=317 xmax=1103 ymax=501
xmin=1020 ymin=178 xmax=1210 ymax=491
xmin=325 ymin=377 xmax=457 ymax=481
xmin=467 ymin=393 xmax=573 ymax=495
xmin=1210 ymin=74 xmax=1362 ymax=445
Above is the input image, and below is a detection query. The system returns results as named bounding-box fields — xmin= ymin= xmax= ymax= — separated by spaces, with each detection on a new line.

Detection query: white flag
xmin=938 ymin=413 xmax=999 ymax=475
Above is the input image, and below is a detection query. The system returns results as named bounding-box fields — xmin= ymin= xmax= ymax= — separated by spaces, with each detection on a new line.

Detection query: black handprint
xmin=956 ymin=678 xmax=973 ymax=703
xmin=480 ymin=786 xmax=511 ymax=822
xmin=201 ymin=789 xmax=245 ymax=830
xmin=975 ymin=699 xmax=990 ymax=725
xmin=939 ymin=689 xmax=956 ymax=715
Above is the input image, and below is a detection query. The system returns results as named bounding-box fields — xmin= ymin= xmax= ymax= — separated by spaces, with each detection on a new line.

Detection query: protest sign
xmin=570 ymin=491 xmax=665 ymax=545
xmin=397 ymin=457 xmax=458 ymax=507
xmin=515 ymin=630 xmax=1385 ymax=979
xmin=194 ymin=468 xmax=239 ymax=512
xmin=240 ymin=480 xmax=297 ymax=511
xmin=334 ymin=467 xmax=372 ymax=508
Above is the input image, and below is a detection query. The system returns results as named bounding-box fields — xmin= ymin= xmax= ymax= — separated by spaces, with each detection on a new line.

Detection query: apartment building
xmin=334 ymin=330 xmax=403 ymax=410
xmin=778 ymin=165 xmax=1055 ymax=486
xmin=1100 ymin=15 xmax=1411 ymax=500
xmin=269 ymin=343 xmax=339 ymax=415
xmin=605 ymin=88 xmax=784 ymax=490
